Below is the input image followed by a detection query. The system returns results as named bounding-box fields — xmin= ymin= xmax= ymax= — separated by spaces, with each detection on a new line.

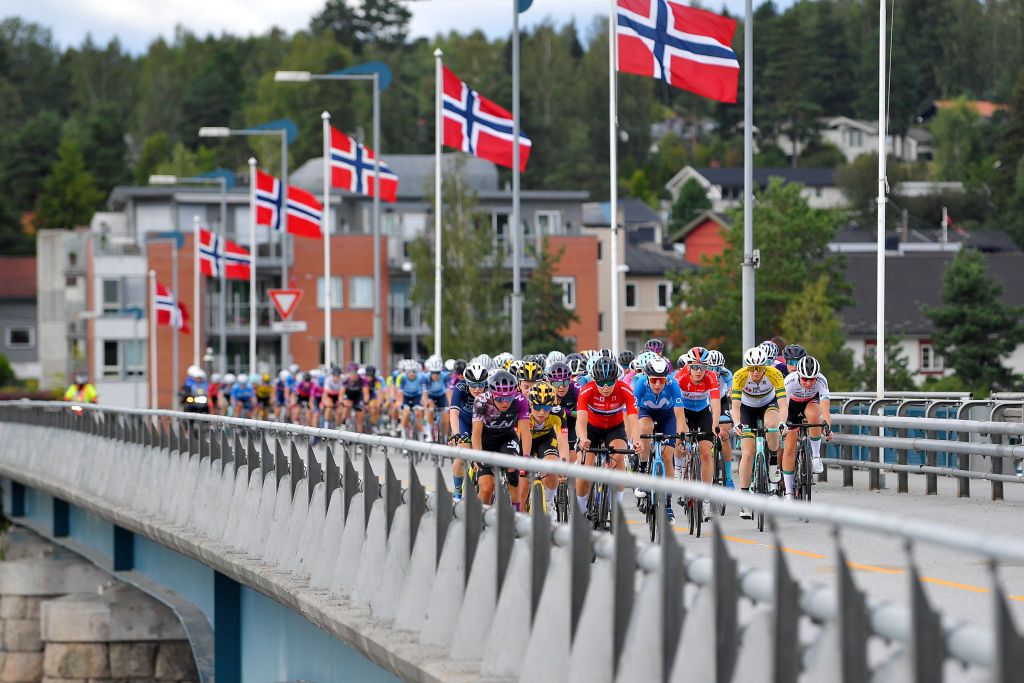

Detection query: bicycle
xmin=786 ymin=422 xmax=831 ymax=504
xmin=579 ymin=445 xmax=634 ymax=532
xmin=638 ymin=433 xmax=676 ymax=543
xmin=554 ymin=476 xmax=571 ymax=523
xmin=711 ymin=434 xmax=728 ymax=516
xmin=743 ymin=422 xmax=772 ymax=533
xmin=677 ymin=431 xmax=706 ymax=537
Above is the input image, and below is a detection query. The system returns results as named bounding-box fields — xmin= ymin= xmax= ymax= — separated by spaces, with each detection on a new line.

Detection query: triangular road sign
xmin=268 ymin=289 xmax=303 ymax=320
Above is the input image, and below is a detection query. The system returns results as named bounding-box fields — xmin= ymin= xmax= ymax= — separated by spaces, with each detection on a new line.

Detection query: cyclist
xmin=471 ymin=369 xmax=531 ymax=507
xmin=566 ymin=354 xmax=586 ymax=381
xmin=230 ymin=373 xmax=256 ymax=418
xmin=322 ymin=366 xmax=344 ymax=428
xmin=760 ymin=339 xmax=789 ymax=375
xmin=575 ymin=357 xmax=642 ymax=514
xmin=526 ymin=381 xmax=571 ymax=520
xmin=423 ymin=358 xmax=449 ymax=442
xmin=706 ymin=350 xmax=735 ymax=488
xmin=251 ymin=374 xmax=272 ymax=419
xmin=731 ymin=346 xmax=788 ymax=519
xmin=644 ymin=338 xmax=665 ymax=357
xmin=340 ymin=363 xmax=368 ymax=432
xmin=546 ymin=361 xmax=579 ymax=449
xmin=782 ymin=355 xmax=832 ymax=499
xmin=449 ymin=362 xmax=489 ymax=501
xmin=364 ymin=366 xmax=384 ymax=431
xmin=632 ymin=356 xmax=684 ymax=522
xmin=310 ymin=369 xmax=325 ymax=425
xmin=618 ymin=350 xmax=637 ymax=383
xmin=516 ymin=361 xmax=544 ymax=397
xmin=220 ymin=373 xmax=236 ymax=415
xmin=781 ymin=344 xmax=807 ymax=377
xmin=208 ymin=373 xmax=224 ymax=416
xmin=64 ymin=374 xmax=98 ymax=403
xmin=291 ymin=372 xmax=313 ymax=424
xmin=675 ymin=347 xmax=721 ymax=522
xmin=398 ymin=362 xmax=428 ymax=439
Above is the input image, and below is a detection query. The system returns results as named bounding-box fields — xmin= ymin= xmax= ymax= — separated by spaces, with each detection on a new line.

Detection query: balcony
xmin=388 ymin=295 xmax=429 ymax=335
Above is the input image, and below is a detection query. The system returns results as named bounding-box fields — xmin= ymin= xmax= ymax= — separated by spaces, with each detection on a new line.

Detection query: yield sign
xmin=268 ymin=289 xmax=303 ymax=320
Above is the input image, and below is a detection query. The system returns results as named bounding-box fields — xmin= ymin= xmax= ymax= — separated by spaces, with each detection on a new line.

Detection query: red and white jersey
xmin=577 ymin=379 xmax=638 ymax=429
xmin=784 ymin=372 xmax=830 ymax=403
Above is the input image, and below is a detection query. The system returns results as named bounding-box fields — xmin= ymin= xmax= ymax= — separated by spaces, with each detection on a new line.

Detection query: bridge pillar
xmin=214 ymin=571 xmax=241 ymax=683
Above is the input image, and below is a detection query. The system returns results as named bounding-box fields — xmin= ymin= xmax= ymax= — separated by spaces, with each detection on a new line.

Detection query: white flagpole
xmin=322 ymin=112 xmax=333 ymax=369
xmin=511 ymin=6 xmax=523 ymax=358
xmin=433 ymin=48 xmax=443 ymax=359
xmin=608 ymin=0 xmax=620 ymax=354
xmin=192 ymin=214 xmax=200 ymax=367
xmin=248 ymin=157 xmax=257 ymax=376
xmin=149 ymin=270 xmax=157 ymax=408
xmin=742 ymin=0 xmax=755 ymax=352
xmin=876 ymin=0 xmax=887 ymax=396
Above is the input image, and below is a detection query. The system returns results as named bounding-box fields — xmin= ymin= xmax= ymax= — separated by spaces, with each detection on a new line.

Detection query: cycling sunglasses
xmin=467 ymin=381 xmax=487 ymax=389
xmin=531 ymin=404 xmax=553 ymax=412
xmin=648 ymin=376 xmax=667 ymax=384
xmin=549 ymin=380 xmax=571 ymax=387
xmin=689 ymin=363 xmax=707 ymax=371
xmin=595 ymin=379 xmax=616 ymax=388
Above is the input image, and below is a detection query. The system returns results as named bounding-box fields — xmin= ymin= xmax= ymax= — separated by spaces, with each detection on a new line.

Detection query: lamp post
xmin=275 ymin=65 xmax=392 ymax=370
xmin=198 ymin=124 xmax=294 ymax=368
xmin=148 ymin=173 xmax=229 ymax=373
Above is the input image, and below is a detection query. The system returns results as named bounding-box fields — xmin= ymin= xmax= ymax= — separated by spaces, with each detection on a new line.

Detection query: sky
xmin=7 ymin=0 xmax=778 ymax=54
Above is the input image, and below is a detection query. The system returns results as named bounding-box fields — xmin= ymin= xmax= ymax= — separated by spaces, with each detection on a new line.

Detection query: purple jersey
xmin=472 ymin=392 xmax=528 ymax=434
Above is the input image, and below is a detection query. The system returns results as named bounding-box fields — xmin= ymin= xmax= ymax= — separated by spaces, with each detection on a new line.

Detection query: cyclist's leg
xmin=692 ymin=408 xmax=714 ymax=484
xmin=575 ymin=445 xmax=596 ymax=512
xmin=738 ymin=405 xmax=757 ymax=489
xmin=782 ymin=401 xmax=803 ymax=495
xmin=765 ymin=403 xmax=782 ymax=452
xmin=637 ymin=415 xmax=655 ymax=473
xmin=476 ymin=467 xmax=495 ymax=504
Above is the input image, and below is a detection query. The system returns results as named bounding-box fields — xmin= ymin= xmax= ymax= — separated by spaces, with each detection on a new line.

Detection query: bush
xmin=0 ymin=354 xmax=15 ymax=387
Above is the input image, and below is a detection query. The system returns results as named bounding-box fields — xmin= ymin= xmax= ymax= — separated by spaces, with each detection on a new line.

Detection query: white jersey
xmin=784 ymin=371 xmax=830 ymax=403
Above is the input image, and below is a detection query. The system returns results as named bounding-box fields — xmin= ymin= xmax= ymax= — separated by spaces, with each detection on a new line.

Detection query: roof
xmin=668 ymin=210 xmax=731 ymax=243
xmin=0 ymin=257 xmax=36 ymax=299
xmin=832 ymin=227 xmax=1019 ymax=252
xmin=290 ymin=153 xmax=499 ymax=199
xmin=624 ymin=242 xmax=694 ymax=275
xmin=839 ymin=252 xmax=1024 ymax=336
xmin=582 ymin=198 xmax=664 ymax=228
xmin=693 ymin=166 xmax=837 ymax=189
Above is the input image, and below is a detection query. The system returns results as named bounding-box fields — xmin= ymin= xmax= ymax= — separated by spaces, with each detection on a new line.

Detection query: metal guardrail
xmin=0 ymin=402 xmax=1023 ymax=682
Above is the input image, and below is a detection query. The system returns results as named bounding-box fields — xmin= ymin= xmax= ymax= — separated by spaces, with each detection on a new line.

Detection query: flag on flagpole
xmin=154 ymin=282 xmax=189 ymax=333
xmin=285 ymin=186 xmax=323 ymax=239
xmin=329 ymin=126 xmax=399 ymax=202
xmin=198 ymin=228 xmax=251 ymax=280
xmin=441 ymin=65 xmax=532 ymax=171
xmin=254 ymin=169 xmax=282 ymax=231
xmin=616 ymin=0 xmax=740 ymax=103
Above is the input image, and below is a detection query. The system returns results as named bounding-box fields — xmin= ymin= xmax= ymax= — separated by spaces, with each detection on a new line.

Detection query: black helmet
xmin=618 ymin=350 xmax=635 ymax=367
xmin=782 ymin=344 xmax=807 ymax=362
xmin=453 ymin=359 xmax=467 ymax=375
xmin=592 ymin=357 xmax=618 ymax=382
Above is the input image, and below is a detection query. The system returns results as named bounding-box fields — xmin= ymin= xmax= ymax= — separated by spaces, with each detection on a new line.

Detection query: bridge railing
xmin=1 ymin=402 xmax=1023 ymax=682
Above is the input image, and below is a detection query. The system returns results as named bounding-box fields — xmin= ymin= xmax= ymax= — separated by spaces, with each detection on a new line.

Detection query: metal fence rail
xmin=1 ymin=402 xmax=1023 ymax=683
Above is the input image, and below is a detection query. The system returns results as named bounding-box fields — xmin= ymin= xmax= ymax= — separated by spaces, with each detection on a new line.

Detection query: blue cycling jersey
xmin=398 ymin=373 xmax=427 ymax=397
xmin=425 ymin=372 xmax=447 ymax=397
xmin=231 ymin=385 xmax=255 ymax=404
xmin=448 ymin=381 xmax=476 ymax=434
xmin=714 ymin=367 xmax=734 ymax=395
xmin=632 ymin=375 xmax=684 ymax=413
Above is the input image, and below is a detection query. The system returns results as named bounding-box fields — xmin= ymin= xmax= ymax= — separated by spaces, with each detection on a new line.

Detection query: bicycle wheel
xmin=691 ymin=450 xmax=703 ymax=537
xmin=753 ymin=453 xmax=767 ymax=533
xmin=556 ymin=481 xmax=569 ymax=523
xmin=799 ymin=441 xmax=812 ymax=503
xmin=598 ymin=483 xmax=612 ymax=531
xmin=713 ymin=438 xmax=727 ymax=516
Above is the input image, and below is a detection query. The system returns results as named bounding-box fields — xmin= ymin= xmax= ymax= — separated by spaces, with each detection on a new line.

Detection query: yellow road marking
xmin=847 ymin=562 xmax=904 ymax=576
xmin=920 ymin=577 xmax=989 ymax=593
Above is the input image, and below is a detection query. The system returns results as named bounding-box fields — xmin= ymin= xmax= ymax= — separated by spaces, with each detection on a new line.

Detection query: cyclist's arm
xmin=731 ymin=399 xmax=742 ymax=432
xmin=820 ymin=397 xmax=832 ymax=431
xmin=556 ymin=429 xmax=570 ymax=462
xmin=448 ymin=406 xmax=461 ymax=436
xmin=625 ymin=412 xmax=642 ymax=450
xmin=518 ymin=418 xmax=532 ymax=457
xmin=471 ymin=420 xmax=483 ymax=452
xmin=710 ymin=396 xmax=720 ymax=430
xmin=575 ymin=410 xmax=589 ymax=449
xmin=674 ymin=406 xmax=688 ymax=434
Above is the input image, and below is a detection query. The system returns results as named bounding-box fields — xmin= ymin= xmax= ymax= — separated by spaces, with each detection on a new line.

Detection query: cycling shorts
xmin=585 ymin=422 xmax=628 ymax=450
xmin=402 ymin=394 xmax=422 ymax=409
xmin=530 ymin=433 xmax=559 ymax=458
xmin=344 ymin=388 xmax=364 ymax=407
xmin=637 ymin=409 xmax=677 ymax=446
xmin=427 ymin=393 xmax=448 ymax=409
xmin=739 ymin=400 xmax=780 ymax=435
xmin=474 ymin=431 xmax=522 ymax=487
xmin=786 ymin=398 xmax=818 ymax=425
xmin=719 ymin=397 xmax=733 ymax=423
xmin=683 ymin=407 xmax=714 ymax=443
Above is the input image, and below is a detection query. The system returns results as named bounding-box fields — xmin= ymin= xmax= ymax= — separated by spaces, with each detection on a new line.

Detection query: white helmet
xmin=444 ymin=358 xmax=456 ymax=372
xmin=743 ymin=347 xmax=769 ymax=367
xmin=759 ymin=341 xmax=779 ymax=359
xmin=309 ymin=368 xmax=322 ymax=378
xmin=288 ymin=363 xmax=300 ymax=375
xmin=707 ymin=350 xmax=725 ymax=368
xmin=464 ymin=362 xmax=488 ymax=384
xmin=798 ymin=356 xmax=821 ymax=379
xmin=494 ymin=352 xmax=514 ymax=368
xmin=195 ymin=368 xmax=207 ymax=381
xmin=223 ymin=373 xmax=236 ymax=385
xmin=278 ymin=370 xmax=291 ymax=381
xmin=425 ymin=358 xmax=443 ymax=373
xmin=237 ymin=373 xmax=249 ymax=384
xmin=186 ymin=364 xmax=203 ymax=378
xmin=211 ymin=373 xmax=223 ymax=383
xmin=545 ymin=351 xmax=566 ymax=367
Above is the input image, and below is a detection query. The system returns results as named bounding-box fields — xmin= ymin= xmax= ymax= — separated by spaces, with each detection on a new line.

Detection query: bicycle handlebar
xmin=576 ymin=445 xmax=635 ymax=455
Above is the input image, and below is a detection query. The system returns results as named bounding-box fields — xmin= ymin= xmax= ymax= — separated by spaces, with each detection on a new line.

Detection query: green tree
xmin=0 ymin=111 xmax=62 ymax=212
xmin=0 ymin=353 xmax=15 ymax=387
xmin=666 ymin=178 xmax=846 ymax=364
xmin=523 ymin=239 xmax=578 ymax=355
xmin=33 ymin=135 xmax=102 ymax=230
xmin=82 ymin=101 xmax=130 ymax=195
xmin=779 ymin=275 xmax=856 ymax=390
xmin=152 ymin=142 xmax=216 ymax=178
xmin=0 ymin=194 xmax=32 ymax=255
xmin=626 ymin=169 xmax=657 ymax=208
xmin=668 ymin=178 xmax=710 ymax=234
xmin=924 ymin=249 xmax=1024 ymax=390
xmin=311 ymin=0 xmax=411 ymax=53
xmin=931 ymin=97 xmax=985 ymax=182
xmin=408 ymin=156 xmax=507 ymax=358
xmin=135 ymin=132 xmax=171 ymax=184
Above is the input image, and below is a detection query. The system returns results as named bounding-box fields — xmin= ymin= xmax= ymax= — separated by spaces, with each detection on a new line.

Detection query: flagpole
xmin=280 ymin=131 xmax=291 ymax=369
xmin=511 ymin=4 xmax=523 ymax=359
xmin=218 ymin=178 xmax=228 ymax=374
xmin=149 ymin=270 xmax=157 ymax=408
xmin=876 ymin=0 xmax=887 ymax=396
xmin=372 ymin=73 xmax=383 ymax=370
xmin=322 ymin=112 xmax=333 ymax=369
xmin=433 ymin=48 xmax=443 ymax=360
xmin=248 ymin=157 xmax=258 ymax=377
xmin=742 ymin=0 xmax=755 ymax=352
xmin=171 ymin=235 xmax=179 ymax=409
xmin=608 ymin=0 xmax=620 ymax=354
xmin=192 ymin=215 xmax=200 ymax=368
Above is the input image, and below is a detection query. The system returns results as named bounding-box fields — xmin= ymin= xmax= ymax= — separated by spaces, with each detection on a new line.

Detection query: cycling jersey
xmin=449 ymin=381 xmax=477 ymax=434
xmin=529 ymin=407 xmax=565 ymax=440
xmin=472 ymin=392 xmax=528 ymax=434
xmin=365 ymin=377 xmax=383 ymax=398
xmin=784 ymin=371 xmax=830 ymax=403
xmin=231 ymin=385 xmax=255 ymax=405
xmin=425 ymin=373 xmax=447 ymax=397
xmin=64 ymin=384 xmax=98 ymax=402
xmin=398 ymin=373 xmax=427 ymax=397
xmin=631 ymin=375 xmax=684 ymax=414
xmin=730 ymin=367 xmax=786 ymax=408
xmin=323 ymin=376 xmax=344 ymax=395
xmin=255 ymin=384 xmax=273 ymax=402
xmin=295 ymin=381 xmax=312 ymax=399
xmin=576 ymin=380 xmax=637 ymax=430
xmin=274 ymin=380 xmax=287 ymax=404
xmin=673 ymin=371 xmax=721 ymax=411
xmin=713 ymin=366 xmax=734 ymax=394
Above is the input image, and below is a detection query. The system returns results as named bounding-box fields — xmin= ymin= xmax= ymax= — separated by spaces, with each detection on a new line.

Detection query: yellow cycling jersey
xmin=530 ymin=407 xmax=565 ymax=440
xmin=730 ymin=367 xmax=786 ymax=408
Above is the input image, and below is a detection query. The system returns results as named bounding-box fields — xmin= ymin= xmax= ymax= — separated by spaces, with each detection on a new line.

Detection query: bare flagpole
xmin=149 ymin=270 xmax=157 ymax=408
xmin=742 ymin=0 xmax=755 ymax=351
xmin=608 ymin=0 xmax=620 ymax=353
xmin=876 ymin=0 xmax=888 ymax=396
xmin=192 ymin=215 xmax=201 ymax=367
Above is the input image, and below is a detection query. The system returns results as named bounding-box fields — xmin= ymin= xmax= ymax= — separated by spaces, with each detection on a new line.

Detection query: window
xmin=317 ymin=277 xmax=343 ymax=309
xmin=598 ymin=313 xmax=604 ymax=332
xmin=101 ymin=340 xmax=145 ymax=379
xmin=351 ymin=338 xmax=372 ymax=364
xmin=536 ymin=211 xmax=563 ymax=238
xmin=5 ymin=326 xmax=34 ymax=349
xmin=597 ymin=241 xmax=603 ymax=261
xmin=920 ymin=342 xmax=943 ymax=371
xmin=552 ymin=276 xmax=576 ymax=309
xmin=864 ymin=341 xmax=877 ymax=360
xmin=657 ymin=281 xmax=672 ymax=309
xmin=319 ymin=338 xmax=345 ymax=366
xmin=494 ymin=213 xmax=511 ymax=255
xmin=349 ymin=276 xmax=374 ymax=308
xmin=102 ymin=279 xmax=122 ymax=313
xmin=625 ymin=281 xmax=638 ymax=309
xmin=65 ymin=276 xmax=78 ymax=288
xmin=103 ymin=341 xmax=120 ymax=378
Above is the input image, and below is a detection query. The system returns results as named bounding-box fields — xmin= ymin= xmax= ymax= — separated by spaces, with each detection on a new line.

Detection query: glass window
xmin=351 ymin=338 xmax=371 ymax=364
xmin=350 ymin=276 xmax=374 ymax=308
xmin=124 ymin=340 xmax=145 ymax=377
xmin=552 ymin=276 xmax=576 ymax=309
xmin=657 ymin=281 xmax=672 ymax=309
xmin=5 ymin=326 xmax=34 ymax=349
xmin=625 ymin=282 xmax=638 ymax=309
xmin=920 ymin=343 xmax=943 ymax=371
xmin=124 ymin=277 xmax=146 ymax=309
xmin=102 ymin=279 xmax=122 ymax=313
xmin=316 ymin=277 xmax=343 ymax=309
xmin=102 ymin=340 xmax=120 ymax=378
xmin=536 ymin=211 xmax=563 ymax=237
xmin=319 ymin=338 xmax=345 ymax=366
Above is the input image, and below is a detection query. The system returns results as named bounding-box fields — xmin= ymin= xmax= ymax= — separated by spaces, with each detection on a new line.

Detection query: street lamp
xmin=274 ymin=63 xmax=391 ymax=370
xmin=148 ymin=173 xmax=229 ymax=373
xmin=198 ymin=122 xmax=296 ymax=368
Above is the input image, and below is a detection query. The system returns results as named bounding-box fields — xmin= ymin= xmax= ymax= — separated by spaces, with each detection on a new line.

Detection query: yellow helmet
xmin=520 ymin=361 xmax=544 ymax=382
xmin=528 ymin=381 xmax=557 ymax=407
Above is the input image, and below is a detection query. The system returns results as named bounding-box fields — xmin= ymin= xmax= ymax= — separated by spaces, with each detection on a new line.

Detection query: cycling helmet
xmin=261 ymin=373 xmax=270 ymax=383
xmin=187 ymin=364 xmax=203 ymax=378
xmin=330 ymin=365 xmax=341 ymax=375
xmin=444 ymin=359 xmax=455 ymax=372
xmin=585 ymin=355 xmax=600 ymax=377
xmin=528 ymin=381 xmax=557 ymax=407
xmin=365 ymin=365 xmax=377 ymax=376
xmin=464 ymin=362 xmax=489 ymax=384
xmin=224 ymin=373 xmax=236 ymax=385
xmin=211 ymin=373 xmax=223 ymax=384
xmin=581 ymin=349 xmax=598 ymax=361
xmin=520 ymin=361 xmax=544 ymax=382
xmin=477 ymin=353 xmax=495 ymax=370
xmin=425 ymin=357 xmax=443 ymax=373
xmin=296 ymin=372 xmax=308 ymax=382
xmin=237 ymin=373 xmax=249 ymax=384
xmin=599 ymin=348 xmax=614 ymax=359
xmin=346 ymin=362 xmax=359 ymax=372
xmin=487 ymin=369 xmax=519 ymax=397
xmin=452 ymin=359 xmax=467 ymax=375
xmin=288 ymin=363 xmax=300 ymax=375
xmin=645 ymin=356 xmax=670 ymax=378
xmin=677 ymin=352 xmax=692 ymax=367
xmin=567 ymin=356 xmax=585 ymax=375
xmin=629 ymin=356 xmax=644 ymax=371
xmin=687 ymin=346 xmax=710 ymax=364
xmin=545 ymin=361 xmax=572 ymax=383
xmin=759 ymin=340 xmax=779 ymax=359
xmin=706 ymin=350 xmax=725 ymax=368
xmin=645 ymin=338 xmax=665 ymax=355
xmin=566 ymin=352 xmax=583 ymax=365
xmin=508 ymin=360 xmax=525 ymax=379
xmin=782 ymin=344 xmax=807 ymax=362
xmin=357 ymin=367 xmax=366 ymax=376
xmin=546 ymin=351 xmax=567 ymax=367
xmin=494 ymin=352 xmax=514 ymax=368
xmin=591 ymin=357 xmax=619 ymax=382
xmin=744 ymin=346 xmax=769 ymax=367
xmin=618 ymin=350 xmax=635 ymax=367
xmin=798 ymin=356 xmax=821 ymax=379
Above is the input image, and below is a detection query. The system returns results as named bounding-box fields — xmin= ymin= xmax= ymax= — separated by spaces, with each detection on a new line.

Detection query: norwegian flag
xmin=616 ymin=0 xmax=740 ymax=103
xmin=285 ymin=186 xmax=322 ymax=239
xmin=254 ymin=169 xmax=282 ymax=231
xmin=154 ymin=282 xmax=189 ymax=333
xmin=329 ymin=126 xmax=399 ymax=202
xmin=442 ymin=66 xmax=531 ymax=172
xmin=198 ymin=228 xmax=251 ymax=280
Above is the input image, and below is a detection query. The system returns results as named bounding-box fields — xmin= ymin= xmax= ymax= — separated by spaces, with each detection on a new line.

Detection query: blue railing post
xmin=10 ymin=481 xmax=24 ymax=516
xmin=113 ymin=526 xmax=134 ymax=571
xmin=53 ymin=497 xmax=69 ymax=537
xmin=214 ymin=571 xmax=241 ymax=683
